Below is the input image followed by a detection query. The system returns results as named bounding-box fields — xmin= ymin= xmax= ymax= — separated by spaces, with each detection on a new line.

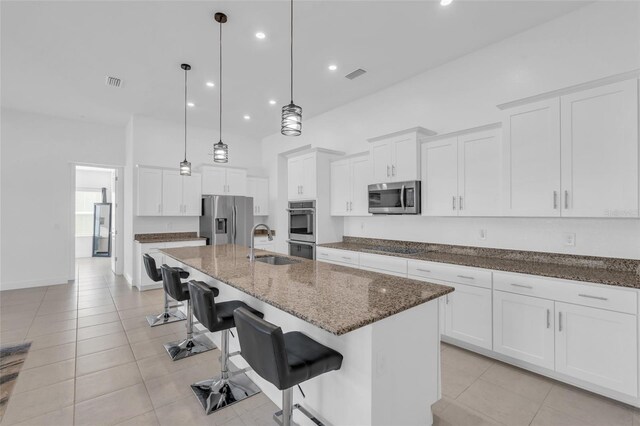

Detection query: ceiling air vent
xmin=345 ymin=68 xmax=367 ymax=80
xmin=105 ymin=76 xmax=122 ymax=88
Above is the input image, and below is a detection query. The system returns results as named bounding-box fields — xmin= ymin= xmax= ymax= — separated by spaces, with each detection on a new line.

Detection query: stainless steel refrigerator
xmin=200 ymin=195 xmax=254 ymax=247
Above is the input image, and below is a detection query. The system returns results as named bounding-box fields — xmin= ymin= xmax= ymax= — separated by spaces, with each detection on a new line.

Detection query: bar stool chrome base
xmin=190 ymin=367 xmax=261 ymax=414
xmin=146 ymin=309 xmax=186 ymax=327
xmin=163 ymin=333 xmax=215 ymax=361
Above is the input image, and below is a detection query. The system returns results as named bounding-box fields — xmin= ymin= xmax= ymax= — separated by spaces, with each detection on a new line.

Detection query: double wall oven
xmin=287 ymin=200 xmax=315 ymax=260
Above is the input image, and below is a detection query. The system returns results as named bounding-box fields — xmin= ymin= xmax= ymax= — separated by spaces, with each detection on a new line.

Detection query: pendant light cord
xmin=290 ymin=0 xmax=294 ymax=103
xmin=219 ymin=21 xmax=223 ymax=143
xmin=184 ymin=67 xmax=188 ymax=161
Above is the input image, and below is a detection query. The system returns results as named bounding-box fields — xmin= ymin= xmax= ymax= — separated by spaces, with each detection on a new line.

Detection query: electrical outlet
xmin=479 ymin=229 xmax=487 ymax=240
xmin=563 ymin=232 xmax=576 ymax=247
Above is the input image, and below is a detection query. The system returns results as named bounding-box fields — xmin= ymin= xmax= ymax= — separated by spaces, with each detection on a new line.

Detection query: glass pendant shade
xmin=213 ymin=140 xmax=228 ymax=163
xmin=281 ymin=102 xmax=302 ymax=136
xmin=180 ymin=160 xmax=191 ymax=176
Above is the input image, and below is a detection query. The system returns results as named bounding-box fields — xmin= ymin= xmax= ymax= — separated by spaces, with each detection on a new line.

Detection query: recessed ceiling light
xmin=206 ymin=81 xmax=215 ymax=87
xmin=269 ymin=100 xmax=277 ymax=105
xmin=187 ymin=102 xmax=195 ymax=107
xmin=255 ymin=32 xmax=266 ymax=39
xmin=440 ymin=0 xmax=453 ymax=6
xmin=328 ymin=64 xmax=337 ymax=71
xmin=243 ymin=115 xmax=251 ymax=120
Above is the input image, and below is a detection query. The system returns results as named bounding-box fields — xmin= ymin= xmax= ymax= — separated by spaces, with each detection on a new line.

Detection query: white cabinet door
xmin=444 ymin=283 xmax=492 ymax=350
xmin=226 ymin=168 xmax=247 ymax=196
xmin=503 ymin=99 xmax=561 ymax=217
xmin=162 ymin=170 xmax=183 ymax=216
xmin=182 ymin=172 xmax=202 ymax=216
xmin=301 ymin=154 xmax=317 ymax=199
xmin=137 ymin=167 xmax=163 ymax=216
xmin=350 ymin=155 xmax=371 ymax=215
xmin=288 ymin=157 xmax=304 ymax=200
xmin=248 ymin=177 xmax=269 ymax=215
xmin=330 ymin=160 xmax=350 ymax=216
xmin=560 ymin=80 xmax=639 ymax=218
xmin=391 ymin=136 xmax=418 ymax=182
xmin=371 ymin=140 xmax=392 ymax=183
xmin=555 ymin=302 xmax=637 ymax=396
xmin=493 ymin=291 xmax=555 ymax=370
xmin=457 ymin=129 xmax=502 ymax=216
xmin=202 ymin=167 xmax=226 ymax=195
xmin=422 ymin=138 xmax=458 ymax=216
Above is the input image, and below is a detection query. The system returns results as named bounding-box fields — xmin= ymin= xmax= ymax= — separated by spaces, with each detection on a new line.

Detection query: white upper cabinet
xmin=137 ymin=167 xmax=163 ymax=216
xmin=182 ymin=173 xmax=202 ymax=216
xmin=288 ymin=152 xmax=317 ymax=200
xmin=247 ymin=177 xmax=269 ymax=216
xmin=560 ymin=79 xmax=639 ymax=218
xmin=421 ymin=127 xmax=502 ymax=217
xmin=202 ymin=166 xmax=247 ymax=196
xmin=422 ymin=137 xmax=458 ymax=216
xmin=330 ymin=153 xmax=371 ymax=216
xmin=502 ymin=98 xmax=561 ymax=216
xmin=369 ymin=127 xmax=435 ymax=183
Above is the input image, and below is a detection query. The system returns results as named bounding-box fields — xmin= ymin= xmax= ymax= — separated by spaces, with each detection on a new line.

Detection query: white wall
xmin=123 ymin=115 xmax=265 ymax=282
xmin=75 ymin=167 xmax=114 ymax=258
xmin=0 ymin=108 xmax=125 ymax=289
xmin=262 ymin=1 xmax=640 ymax=259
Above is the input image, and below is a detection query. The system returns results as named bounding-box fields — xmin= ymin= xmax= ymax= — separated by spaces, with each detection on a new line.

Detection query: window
xmin=75 ymin=189 xmax=102 ymax=236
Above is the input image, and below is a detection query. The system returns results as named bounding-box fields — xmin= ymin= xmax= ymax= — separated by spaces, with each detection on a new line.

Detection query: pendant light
xmin=281 ymin=0 xmax=302 ymax=136
xmin=179 ymin=63 xmax=192 ymax=175
xmin=213 ymin=12 xmax=229 ymax=163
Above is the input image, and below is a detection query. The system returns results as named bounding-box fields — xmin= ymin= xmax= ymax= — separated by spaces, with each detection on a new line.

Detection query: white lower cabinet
xmin=444 ymin=283 xmax=493 ymax=350
xmin=493 ymin=291 xmax=555 ymax=370
xmin=555 ymin=302 xmax=637 ymax=397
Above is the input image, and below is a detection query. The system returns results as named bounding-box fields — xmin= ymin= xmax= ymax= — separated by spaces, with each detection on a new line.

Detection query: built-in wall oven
xmin=287 ymin=200 xmax=315 ymax=259
xmin=368 ymin=180 xmax=421 ymax=214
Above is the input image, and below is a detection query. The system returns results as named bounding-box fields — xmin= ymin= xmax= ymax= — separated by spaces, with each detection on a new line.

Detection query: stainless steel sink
xmin=254 ymin=255 xmax=301 ymax=266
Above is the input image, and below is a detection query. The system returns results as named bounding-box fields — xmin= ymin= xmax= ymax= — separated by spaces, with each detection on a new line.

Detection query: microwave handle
xmin=400 ymin=184 xmax=405 ymax=210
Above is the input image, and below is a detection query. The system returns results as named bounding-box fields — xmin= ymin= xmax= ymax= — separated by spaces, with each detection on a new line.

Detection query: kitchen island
xmin=161 ymin=244 xmax=454 ymax=426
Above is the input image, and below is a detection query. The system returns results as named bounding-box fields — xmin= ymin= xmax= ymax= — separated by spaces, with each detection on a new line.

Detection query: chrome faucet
xmin=248 ymin=223 xmax=273 ymax=261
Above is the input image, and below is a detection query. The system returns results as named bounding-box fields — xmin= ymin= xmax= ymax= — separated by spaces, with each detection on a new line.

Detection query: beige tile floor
xmin=0 ymin=257 xmax=638 ymax=425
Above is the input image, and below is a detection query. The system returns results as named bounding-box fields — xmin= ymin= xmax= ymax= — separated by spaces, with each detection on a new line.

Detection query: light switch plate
xmin=563 ymin=232 xmax=576 ymax=246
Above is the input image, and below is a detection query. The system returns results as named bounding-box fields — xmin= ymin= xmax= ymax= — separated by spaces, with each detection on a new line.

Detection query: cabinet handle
xmin=346 ymin=201 xmax=349 ymax=212
xmin=158 ymin=204 xmax=161 ymax=214
xmin=553 ymin=191 xmax=558 ymax=209
xmin=546 ymin=309 xmax=550 ymax=329
xmin=392 ymin=165 xmax=396 ymax=176
xmin=452 ymin=196 xmax=456 ymax=210
xmin=558 ymin=312 xmax=563 ymax=332
xmin=446 ymin=294 xmax=449 ymax=304
xmin=459 ymin=196 xmax=463 ymax=210
xmin=457 ymin=275 xmax=474 ymax=280
xmin=320 ymin=253 xmax=328 ymax=256
xmin=416 ymin=268 xmax=431 ymax=273
xmin=386 ymin=165 xmax=390 ymax=177
xmin=350 ymin=201 xmax=353 ymax=211
xmin=510 ymin=283 xmax=533 ymax=289
xmin=578 ymin=293 xmax=608 ymax=301
xmin=258 ymin=206 xmax=260 ymax=213
xmin=341 ymin=256 xmax=351 ymax=260
xmin=564 ymin=190 xmax=569 ymax=209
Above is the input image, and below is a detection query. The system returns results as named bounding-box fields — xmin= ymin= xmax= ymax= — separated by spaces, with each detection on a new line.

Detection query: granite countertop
xmin=319 ymin=238 xmax=640 ymax=289
xmin=161 ymin=244 xmax=453 ymax=336
xmin=134 ymin=232 xmax=206 ymax=243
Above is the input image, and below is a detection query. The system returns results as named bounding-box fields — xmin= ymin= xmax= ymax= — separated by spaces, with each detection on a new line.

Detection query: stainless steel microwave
xmin=368 ymin=181 xmax=421 ymax=214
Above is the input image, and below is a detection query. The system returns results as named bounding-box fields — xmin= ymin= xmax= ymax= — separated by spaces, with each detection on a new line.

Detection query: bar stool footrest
xmin=273 ymin=404 xmax=324 ymax=426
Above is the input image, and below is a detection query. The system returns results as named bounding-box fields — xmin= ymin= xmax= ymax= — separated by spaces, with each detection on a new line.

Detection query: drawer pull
xmin=320 ymin=253 xmax=328 ymax=256
xmin=341 ymin=256 xmax=352 ymax=260
xmin=416 ymin=268 xmax=432 ymax=273
xmin=510 ymin=283 xmax=533 ymax=289
xmin=578 ymin=293 xmax=608 ymax=301
xmin=457 ymin=275 xmax=475 ymax=280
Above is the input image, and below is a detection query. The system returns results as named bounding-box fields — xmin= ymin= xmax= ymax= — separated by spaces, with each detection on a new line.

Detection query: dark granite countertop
xmin=319 ymin=237 xmax=640 ymax=289
xmin=134 ymin=232 xmax=206 ymax=243
xmin=161 ymin=244 xmax=454 ymax=336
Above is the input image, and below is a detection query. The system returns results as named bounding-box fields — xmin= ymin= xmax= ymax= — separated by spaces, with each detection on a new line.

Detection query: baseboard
xmin=0 ymin=277 xmax=69 ymax=291
xmin=124 ymin=273 xmax=133 ymax=286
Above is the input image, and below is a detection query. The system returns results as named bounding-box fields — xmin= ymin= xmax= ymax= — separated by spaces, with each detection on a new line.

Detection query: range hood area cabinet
xmin=136 ymin=166 xmax=202 ymax=216
xmin=330 ymin=152 xmax=372 ymax=216
xmin=500 ymin=78 xmax=639 ymax=218
xmin=201 ymin=166 xmax=247 ymax=196
xmin=368 ymin=127 xmax=436 ymax=183
xmin=421 ymin=126 xmax=502 ymax=217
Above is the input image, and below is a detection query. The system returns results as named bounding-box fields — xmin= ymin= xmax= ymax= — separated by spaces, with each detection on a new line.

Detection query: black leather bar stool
xmin=233 ymin=307 xmax=343 ymax=426
xmin=188 ymin=280 xmax=264 ymax=414
xmin=143 ymin=254 xmax=187 ymax=326
xmin=161 ymin=265 xmax=216 ymax=361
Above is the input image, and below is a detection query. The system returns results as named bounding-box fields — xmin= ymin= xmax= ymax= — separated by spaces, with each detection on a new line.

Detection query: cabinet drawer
xmin=494 ymin=271 xmax=637 ymax=315
xmin=164 ymin=240 xmax=206 ymax=249
xmin=407 ymin=260 xmax=492 ymax=289
xmin=359 ymin=252 xmax=407 ymax=276
xmin=316 ymin=247 xmax=359 ymax=266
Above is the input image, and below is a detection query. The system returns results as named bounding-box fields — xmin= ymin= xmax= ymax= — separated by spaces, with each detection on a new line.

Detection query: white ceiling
xmin=1 ymin=1 xmax=588 ymax=139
